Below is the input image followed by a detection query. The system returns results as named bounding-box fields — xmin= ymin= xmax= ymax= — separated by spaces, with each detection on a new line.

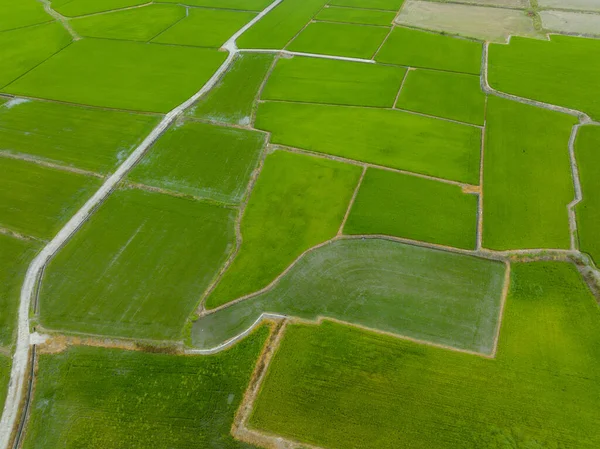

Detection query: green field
xmin=205 ymin=150 xmax=361 ymax=309
xmin=153 ymin=7 xmax=256 ymax=48
xmin=237 ymin=0 xmax=328 ymax=49
xmin=194 ymin=238 xmax=505 ymax=353
xmin=255 ymin=101 xmax=481 ymax=184
xmin=315 ymin=6 xmax=396 ymax=26
xmin=575 ymin=125 xmax=600 ymax=265
xmin=0 ymin=0 xmax=51 ymax=31
xmin=21 ymin=326 xmax=269 ymax=449
xmin=161 ymin=0 xmax=272 ymax=10
xmin=129 ymin=121 xmax=266 ymax=203
xmin=344 ymin=169 xmax=478 ymax=249
xmin=0 ymin=99 xmax=159 ymax=173
xmin=190 ymin=52 xmax=274 ymax=125
xmin=0 ymin=234 xmax=39 ymax=346
xmin=70 ymin=4 xmax=185 ymax=42
xmin=261 ymin=56 xmax=406 ymax=107
xmin=0 ymin=158 xmax=101 ymax=239
xmin=0 ymin=355 xmax=10 ymax=412
xmin=489 ymin=35 xmax=600 ymax=120
xmin=3 ymin=38 xmax=227 ymax=113
xmin=483 ymin=96 xmax=575 ymax=250
xmin=51 ymin=0 xmax=148 ymax=17
xmin=287 ymin=22 xmax=390 ymax=59
xmin=328 ymin=0 xmax=405 ymax=9
xmin=40 ymin=189 xmax=235 ymax=340
xmin=376 ymin=27 xmax=482 ymax=75
xmin=396 ymin=69 xmax=486 ymax=125
xmin=249 ymin=262 xmax=600 ymax=449
xmin=0 ymin=22 xmax=72 ymax=89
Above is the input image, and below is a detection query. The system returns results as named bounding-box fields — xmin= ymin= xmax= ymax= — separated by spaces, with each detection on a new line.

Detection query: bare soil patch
xmin=541 ymin=10 xmax=600 ymax=35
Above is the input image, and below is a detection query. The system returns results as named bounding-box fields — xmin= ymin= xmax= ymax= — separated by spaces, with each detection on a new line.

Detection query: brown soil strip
xmin=0 ymin=151 xmax=104 ymax=179
xmin=0 ymin=227 xmax=42 ymax=244
xmin=337 ymin=166 xmax=366 ymax=235
xmin=490 ymin=261 xmax=510 ymax=357
xmin=251 ymin=54 xmax=280 ymax=126
xmin=476 ymin=94 xmax=488 ymax=249
xmin=393 ymin=67 xmax=412 ymax=109
xmin=122 ymin=181 xmax=237 ymax=208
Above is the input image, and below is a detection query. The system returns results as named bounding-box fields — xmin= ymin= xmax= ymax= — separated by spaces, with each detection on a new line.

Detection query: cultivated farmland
xmin=315 ymin=6 xmax=396 ymax=26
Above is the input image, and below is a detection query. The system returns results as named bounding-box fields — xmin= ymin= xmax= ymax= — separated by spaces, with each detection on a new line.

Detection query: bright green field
xmin=161 ymin=0 xmax=272 ymax=10
xmin=261 ymin=56 xmax=406 ymax=107
xmin=153 ymin=7 xmax=256 ymax=48
xmin=0 ymin=22 xmax=72 ymax=89
xmin=376 ymin=27 xmax=482 ymax=75
xmin=193 ymin=238 xmax=505 ymax=353
xmin=3 ymin=38 xmax=227 ymax=113
xmin=328 ymin=0 xmax=405 ymax=9
xmin=483 ymin=96 xmax=575 ymax=250
xmin=21 ymin=327 xmax=269 ymax=449
xmin=489 ymin=35 xmax=600 ymax=121
xmin=0 ymin=355 xmax=10 ymax=412
xmin=0 ymin=0 xmax=51 ymax=31
xmin=287 ymin=22 xmax=390 ymax=59
xmin=344 ymin=169 xmax=478 ymax=249
xmin=190 ymin=52 xmax=274 ymax=125
xmin=40 ymin=189 xmax=235 ymax=340
xmin=315 ymin=6 xmax=396 ymax=26
xmin=575 ymin=125 xmax=600 ymax=265
xmin=0 ymin=234 xmax=39 ymax=346
xmin=396 ymin=69 xmax=486 ymax=125
xmin=237 ymin=0 xmax=328 ymax=49
xmin=250 ymin=262 xmax=600 ymax=449
xmin=255 ymin=101 xmax=481 ymax=184
xmin=129 ymin=121 xmax=266 ymax=203
xmin=0 ymin=99 xmax=159 ymax=173
xmin=51 ymin=0 xmax=148 ymax=17
xmin=70 ymin=4 xmax=185 ymax=42
xmin=0 ymin=158 xmax=101 ymax=239
xmin=205 ymin=150 xmax=361 ymax=309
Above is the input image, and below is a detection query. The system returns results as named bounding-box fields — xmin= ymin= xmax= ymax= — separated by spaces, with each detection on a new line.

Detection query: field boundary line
xmin=338 ymin=166 xmax=366 ymax=235
xmin=122 ymin=181 xmax=239 ymax=208
xmin=146 ymin=9 xmax=188 ymax=43
xmin=281 ymin=2 xmax=328 ymax=51
xmin=275 ymin=144 xmax=475 ymax=188
xmin=0 ymin=151 xmax=104 ymax=179
xmin=37 ymin=0 xmax=80 ymax=40
xmin=371 ymin=24 xmax=394 ymax=60
xmin=0 ymin=20 xmax=54 ymax=35
xmin=0 ymin=228 xmax=42 ymax=244
xmin=476 ymin=95 xmax=488 ymax=250
xmin=251 ymin=53 xmax=280 ymax=126
xmin=490 ymin=261 xmax=511 ymax=357
xmin=65 ymin=2 xmax=153 ymax=19
xmin=392 ymin=67 xmax=411 ymax=109
xmin=0 ymin=0 xmax=288 ymax=442
xmin=567 ymin=123 xmax=584 ymax=250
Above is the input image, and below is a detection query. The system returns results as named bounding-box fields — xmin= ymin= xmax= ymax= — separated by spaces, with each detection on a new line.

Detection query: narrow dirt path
xmin=37 ymin=0 xmax=81 ymax=40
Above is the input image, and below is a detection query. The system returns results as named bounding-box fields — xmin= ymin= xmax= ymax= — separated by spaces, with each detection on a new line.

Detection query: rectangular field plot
xmin=396 ymin=68 xmax=485 ymax=125
xmin=287 ymin=22 xmax=390 ymax=59
xmin=0 ymin=99 xmax=159 ymax=173
xmin=489 ymin=35 xmax=600 ymax=120
xmin=575 ymin=126 xmax=600 ymax=265
xmin=483 ymin=97 xmax=576 ymax=250
xmin=70 ymin=4 xmax=185 ymax=42
xmin=193 ymin=238 xmax=506 ymax=353
xmin=344 ymin=169 xmax=478 ymax=249
xmin=0 ymin=235 xmax=39 ymax=346
xmin=249 ymin=263 xmax=600 ymax=449
xmin=3 ymin=39 xmax=227 ymax=113
xmin=21 ymin=327 xmax=269 ymax=449
xmin=190 ymin=52 xmax=274 ymax=125
xmin=315 ymin=6 xmax=396 ymax=26
xmin=255 ymin=102 xmax=481 ymax=184
xmin=237 ymin=0 xmax=328 ymax=49
xmin=0 ymin=22 xmax=72 ymax=89
xmin=328 ymin=0 xmax=405 ymax=9
xmin=161 ymin=0 xmax=273 ymax=10
xmin=39 ymin=189 xmax=235 ymax=340
xmin=152 ymin=8 xmax=256 ymax=48
xmin=376 ymin=26 xmax=482 ymax=75
xmin=129 ymin=121 xmax=266 ymax=203
xmin=0 ymin=0 xmax=51 ymax=31
xmin=261 ymin=56 xmax=406 ymax=108
xmin=205 ymin=150 xmax=361 ymax=309
xmin=0 ymin=158 xmax=101 ymax=240
xmin=51 ymin=0 xmax=148 ymax=17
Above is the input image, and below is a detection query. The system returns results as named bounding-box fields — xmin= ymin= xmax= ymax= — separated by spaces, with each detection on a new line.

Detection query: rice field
xmin=0 ymin=0 xmax=51 ymax=31
xmin=39 ymin=189 xmax=235 ymax=340
xmin=161 ymin=0 xmax=273 ymax=10
xmin=205 ymin=150 xmax=361 ymax=309
xmin=255 ymin=101 xmax=481 ymax=184
xmin=129 ymin=121 xmax=266 ymax=203
xmin=344 ymin=168 xmax=479 ymax=249
xmin=329 ymin=0 xmax=405 ymax=9
xmin=51 ymin=0 xmax=148 ymax=17
xmin=483 ymin=96 xmax=576 ymax=250
xmin=315 ymin=6 xmax=396 ymax=26
xmin=0 ymin=356 xmax=10 ymax=412
xmin=20 ymin=326 xmax=269 ymax=448
xmin=261 ymin=56 xmax=406 ymax=107
xmin=249 ymin=262 xmax=600 ymax=449
xmin=194 ymin=238 xmax=505 ymax=353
